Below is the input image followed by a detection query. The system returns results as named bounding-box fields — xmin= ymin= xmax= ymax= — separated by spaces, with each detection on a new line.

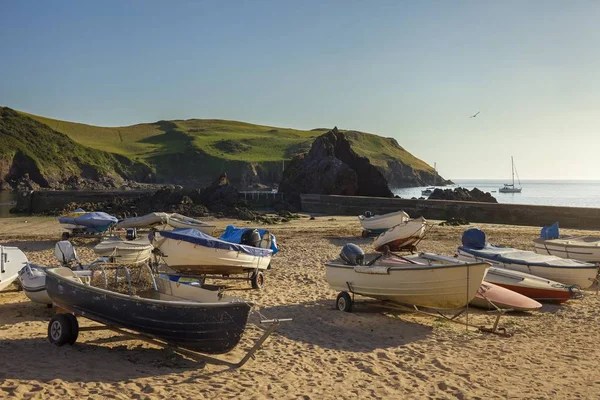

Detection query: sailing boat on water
xmin=499 ymin=156 xmax=522 ymax=193
xmin=421 ymin=162 xmax=437 ymax=196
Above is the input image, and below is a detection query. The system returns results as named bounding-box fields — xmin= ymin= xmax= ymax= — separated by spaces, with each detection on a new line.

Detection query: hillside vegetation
xmin=15 ymin=109 xmax=439 ymax=188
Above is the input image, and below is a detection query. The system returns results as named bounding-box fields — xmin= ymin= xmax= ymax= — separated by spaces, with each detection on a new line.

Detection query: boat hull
xmin=93 ymin=237 xmax=154 ymax=265
xmin=45 ymin=269 xmax=252 ymax=354
xmin=373 ymin=218 xmax=426 ymax=251
xmin=457 ymin=249 xmax=597 ymax=289
xmin=359 ymin=211 xmax=409 ymax=233
xmin=484 ymin=267 xmax=575 ymax=303
xmin=533 ymin=237 xmax=600 ymax=263
xmin=470 ymin=282 xmax=542 ymax=311
xmin=326 ymin=257 xmax=488 ymax=309
xmin=167 ymin=214 xmax=216 ymax=235
xmin=154 ymin=235 xmax=271 ymax=275
xmin=0 ymin=247 xmax=29 ymax=291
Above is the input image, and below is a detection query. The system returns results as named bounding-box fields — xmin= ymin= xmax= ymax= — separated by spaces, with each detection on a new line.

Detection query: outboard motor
xmin=340 ymin=243 xmax=365 ymax=266
xmin=126 ymin=228 xmax=137 ymax=241
xmin=241 ymin=228 xmax=261 ymax=248
xmin=54 ymin=241 xmax=80 ymax=267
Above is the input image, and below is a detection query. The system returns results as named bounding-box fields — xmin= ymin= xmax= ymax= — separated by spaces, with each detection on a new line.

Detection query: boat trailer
xmin=336 ymin=282 xmax=512 ymax=337
xmin=48 ymin=308 xmax=291 ymax=369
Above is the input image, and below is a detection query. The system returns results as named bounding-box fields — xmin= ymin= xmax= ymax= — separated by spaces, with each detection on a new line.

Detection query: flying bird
xmin=470 ymin=111 xmax=480 ymax=118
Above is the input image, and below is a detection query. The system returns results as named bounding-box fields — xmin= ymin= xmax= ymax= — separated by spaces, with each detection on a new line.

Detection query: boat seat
xmin=354 ymin=265 xmax=390 ymax=275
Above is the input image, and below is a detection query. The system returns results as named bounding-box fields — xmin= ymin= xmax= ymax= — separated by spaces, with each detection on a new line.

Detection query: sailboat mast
xmin=511 ymin=156 xmax=515 ymax=186
xmin=434 ymin=162 xmax=436 ymax=186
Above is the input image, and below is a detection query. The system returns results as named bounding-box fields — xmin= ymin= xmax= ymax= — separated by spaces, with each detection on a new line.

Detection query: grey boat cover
xmin=459 ymin=245 xmax=594 ymax=268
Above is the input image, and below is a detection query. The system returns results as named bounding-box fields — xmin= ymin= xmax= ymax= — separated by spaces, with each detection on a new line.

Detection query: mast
xmin=433 ymin=162 xmax=436 ymax=186
xmin=511 ymin=156 xmax=515 ymax=186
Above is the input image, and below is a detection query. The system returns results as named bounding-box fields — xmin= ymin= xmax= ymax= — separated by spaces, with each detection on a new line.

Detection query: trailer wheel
xmin=48 ymin=315 xmax=73 ymax=346
xmin=65 ymin=314 xmax=79 ymax=345
xmin=336 ymin=292 xmax=353 ymax=312
xmin=251 ymin=271 xmax=265 ymax=290
xmin=361 ymin=230 xmax=368 ymax=238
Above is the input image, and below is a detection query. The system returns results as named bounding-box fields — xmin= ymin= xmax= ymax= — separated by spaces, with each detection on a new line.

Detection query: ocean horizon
xmin=392 ymin=179 xmax=600 ymax=209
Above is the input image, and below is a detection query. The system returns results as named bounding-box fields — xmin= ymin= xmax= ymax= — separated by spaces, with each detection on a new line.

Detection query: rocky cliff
xmin=279 ymin=127 xmax=393 ymax=197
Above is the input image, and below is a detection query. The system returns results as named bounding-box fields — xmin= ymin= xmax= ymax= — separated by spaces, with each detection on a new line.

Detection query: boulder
xmin=279 ymin=127 xmax=393 ymax=198
xmin=428 ymin=187 xmax=497 ymax=203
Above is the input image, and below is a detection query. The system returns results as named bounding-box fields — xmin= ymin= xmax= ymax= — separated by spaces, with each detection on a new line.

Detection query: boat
xmin=532 ymin=222 xmax=600 ymax=262
xmin=93 ymin=236 xmax=154 ymax=264
xmin=498 ymin=156 xmax=522 ymax=193
xmin=358 ymin=210 xmax=410 ymax=235
xmin=421 ymin=162 xmax=437 ymax=196
xmin=326 ymin=248 xmax=489 ymax=310
xmin=458 ymin=229 xmax=598 ymax=288
xmin=18 ymin=241 xmax=92 ymax=305
xmin=470 ymin=281 xmax=542 ymax=311
xmin=484 ymin=267 xmax=580 ymax=303
xmin=373 ymin=217 xmax=427 ymax=252
xmin=219 ymin=225 xmax=279 ymax=254
xmin=58 ymin=211 xmax=118 ymax=238
xmin=45 ymin=267 xmax=253 ymax=354
xmin=115 ymin=212 xmax=171 ymax=230
xmin=166 ymin=213 xmax=216 ymax=235
xmin=0 ymin=246 xmax=30 ymax=291
xmin=151 ymin=228 xmax=273 ymax=288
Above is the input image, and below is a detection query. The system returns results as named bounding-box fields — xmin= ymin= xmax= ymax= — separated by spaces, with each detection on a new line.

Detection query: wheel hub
xmin=51 ymin=321 xmax=62 ymax=340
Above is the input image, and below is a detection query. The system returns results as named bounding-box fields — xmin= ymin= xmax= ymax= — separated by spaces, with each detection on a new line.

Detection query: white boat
xmin=18 ymin=242 xmax=92 ymax=305
xmin=115 ymin=212 xmax=170 ymax=230
xmin=151 ymin=228 xmax=272 ymax=288
xmin=498 ymin=156 xmax=522 ymax=193
xmin=457 ymin=245 xmax=597 ymax=289
xmin=326 ymin=252 xmax=489 ymax=310
xmin=167 ymin=213 xmax=216 ymax=235
xmin=358 ymin=210 xmax=409 ymax=234
xmin=0 ymin=246 xmax=29 ymax=291
xmin=373 ymin=217 xmax=427 ymax=252
xmin=93 ymin=236 xmax=154 ymax=264
xmin=533 ymin=236 xmax=600 ymax=263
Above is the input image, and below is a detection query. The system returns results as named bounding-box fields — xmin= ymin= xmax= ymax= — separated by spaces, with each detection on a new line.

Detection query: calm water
xmin=392 ymin=180 xmax=600 ymax=208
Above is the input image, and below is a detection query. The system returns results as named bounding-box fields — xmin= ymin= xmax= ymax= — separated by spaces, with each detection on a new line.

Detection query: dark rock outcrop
xmin=428 ymin=187 xmax=497 ymax=203
xmin=279 ymin=127 xmax=393 ymax=198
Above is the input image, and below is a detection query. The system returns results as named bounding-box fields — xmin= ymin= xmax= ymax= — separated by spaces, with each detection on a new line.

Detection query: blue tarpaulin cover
xmin=58 ymin=212 xmax=118 ymax=233
xmin=461 ymin=228 xmax=486 ymax=249
xmin=458 ymin=244 xmax=594 ymax=268
xmin=219 ymin=225 xmax=279 ymax=254
xmin=158 ymin=228 xmax=273 ymax=257
xmin=540 ymin=222 xmax=560 ymax=240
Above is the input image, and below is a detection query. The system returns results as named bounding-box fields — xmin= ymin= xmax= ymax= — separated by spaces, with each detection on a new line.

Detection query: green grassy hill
xmin=15 ymin=109 xmax=439 ymax=188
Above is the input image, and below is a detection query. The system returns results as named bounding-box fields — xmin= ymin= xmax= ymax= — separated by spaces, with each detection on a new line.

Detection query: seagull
xmin=470 ymin=111 xmax=480 ymax=118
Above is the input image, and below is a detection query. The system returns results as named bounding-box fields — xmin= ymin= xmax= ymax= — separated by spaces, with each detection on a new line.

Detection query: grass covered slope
xmin=0 ymin=107 xmax=152 ymax=187
xmin=22 ymin=110 xmax=439 ymax=188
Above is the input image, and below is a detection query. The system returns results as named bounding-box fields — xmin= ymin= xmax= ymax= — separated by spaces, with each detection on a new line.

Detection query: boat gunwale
xmin=325 ymin=261 xmax=490 ymax=272
xmin=458 ymin=249 xmax=597 ymax=269
xmin=45 ymin=268 xmax=252 ymax=308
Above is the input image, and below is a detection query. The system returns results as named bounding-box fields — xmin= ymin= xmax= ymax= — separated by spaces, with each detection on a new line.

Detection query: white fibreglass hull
xmin=373 ymin=218 xmax=426 ymax=251
xmin=359 ymin=211 xmax=409 ymax=233
xmin=533 ymin=237 xmax=600 ymax=263
xmin=457 ymin=249 xmax=597 ymax=289
xmin=0 ymin=247 xmax=29 ymax=291
xmin=166 ymin=214 xmax=216 ymax=235
xmin=326 ymin=259 xmax=488 ymax=309
xmin=155 ymin=238 xmax=271 ymax=275
xmin=93 ymin=238 xmax=154 ymax=265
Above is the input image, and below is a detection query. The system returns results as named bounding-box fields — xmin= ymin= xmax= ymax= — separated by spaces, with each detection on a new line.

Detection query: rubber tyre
xmin=65 ymin=314 xmax=79 ymax=345
xmin=251 ymin=271 xmax=265 ymax=290
xmin=336 ymin=292 xmax=353 ymax=312
xmin=48 ymin=314 xmax=73 ymax=346
xmin=361 ymin=230 xmax=368 ymax=238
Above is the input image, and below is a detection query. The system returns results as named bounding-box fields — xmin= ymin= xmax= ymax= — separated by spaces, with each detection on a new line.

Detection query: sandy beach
xmin=1 ymin=215 xmax=600 ymax=399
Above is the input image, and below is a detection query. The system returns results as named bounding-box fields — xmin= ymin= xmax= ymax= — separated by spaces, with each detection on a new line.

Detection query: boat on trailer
xmin=358 ymin=210 xmax=409 ymax=236
xmin=151 ymin=228 xmax=273 ymax=289
xmin=533 ymin=222 xmax=600 ymax=262
xmin=0 ymin=246 xmax=29 ymax=291
xmin=373 ymin=217 xmax=427 ymax=252
xmin=458 ymin=229 xmax=598 ymax=289
xmin=93 ymin=236 xmax=154 ymax=265
xmin=58 ymin=211 xmax=118 ymax=239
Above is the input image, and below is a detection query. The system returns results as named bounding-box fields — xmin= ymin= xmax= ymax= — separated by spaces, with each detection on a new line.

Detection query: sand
xmin=1 ymin=215 xmax=600 ymax=399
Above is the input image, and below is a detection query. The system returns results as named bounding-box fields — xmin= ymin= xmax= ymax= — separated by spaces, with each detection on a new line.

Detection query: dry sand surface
xmin=1 ymin=215 xmax=600 ymax=399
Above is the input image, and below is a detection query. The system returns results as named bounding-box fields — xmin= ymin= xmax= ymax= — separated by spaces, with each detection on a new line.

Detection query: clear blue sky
xmin=2 ymin=1 xmax=599 ymax=180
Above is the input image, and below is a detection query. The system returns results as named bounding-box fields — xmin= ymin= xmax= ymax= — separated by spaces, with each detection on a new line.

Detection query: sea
xmin=392 ymin=180 xmax=600 ymax=209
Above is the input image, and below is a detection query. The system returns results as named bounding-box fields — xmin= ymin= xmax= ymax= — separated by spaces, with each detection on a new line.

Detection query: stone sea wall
xmin=300 ymin=194 xmax=600 ymax=230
